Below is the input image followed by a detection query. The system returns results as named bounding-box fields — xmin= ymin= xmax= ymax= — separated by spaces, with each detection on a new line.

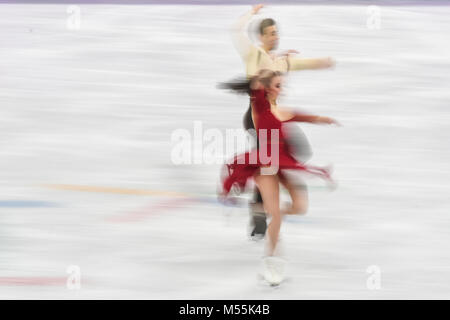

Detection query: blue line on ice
xmin=0 ymin=200 xmax=60 ymax=208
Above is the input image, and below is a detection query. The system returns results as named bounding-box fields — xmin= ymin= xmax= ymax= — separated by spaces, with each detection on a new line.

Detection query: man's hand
xmin=320 ymin=57 xmax=336 ymax=69
xmin=252 ymin=4 xmax=264 ymax=14
xmin=278 ymin=49 xmax=300 ymax=57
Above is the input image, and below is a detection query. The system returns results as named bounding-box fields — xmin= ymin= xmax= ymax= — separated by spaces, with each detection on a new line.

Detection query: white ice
xmin=0 ymin=4 xmax=450 ymax=299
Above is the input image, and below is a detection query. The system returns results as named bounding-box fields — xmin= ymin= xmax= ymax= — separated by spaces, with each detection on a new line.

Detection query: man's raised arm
xmin=231 ymin=4 xmax=263 ymax=62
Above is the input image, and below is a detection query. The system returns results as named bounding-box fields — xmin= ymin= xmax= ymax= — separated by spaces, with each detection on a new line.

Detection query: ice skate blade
xmin=257 ymin=274 xmax=284 ymax=287
xmin=250 ymin=234 xmax=265 ymax=241
xmin=261 ymin=256 xmax=286 ymax=287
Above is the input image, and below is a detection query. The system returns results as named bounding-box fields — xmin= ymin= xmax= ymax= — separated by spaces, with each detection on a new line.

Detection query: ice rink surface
xmin=1 ymin=3 xmax=450 ymax=299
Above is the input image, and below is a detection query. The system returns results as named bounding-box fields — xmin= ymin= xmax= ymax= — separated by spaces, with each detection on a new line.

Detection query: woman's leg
xmin=279 ymin=174 xmax=308 ymax=215
xmin=254 ymin=173 xmax=280 ymax=256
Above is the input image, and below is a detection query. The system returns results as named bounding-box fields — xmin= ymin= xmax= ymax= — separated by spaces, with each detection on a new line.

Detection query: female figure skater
xmin=219 ymin=70 xmax=339 ymax=285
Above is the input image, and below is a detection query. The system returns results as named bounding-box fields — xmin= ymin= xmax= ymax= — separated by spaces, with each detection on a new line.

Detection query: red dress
xmin=221 ymin=88 xmax=332 ymax=195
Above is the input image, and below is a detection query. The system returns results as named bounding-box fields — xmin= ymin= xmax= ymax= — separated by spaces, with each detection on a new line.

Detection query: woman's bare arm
xmin=279 ymin=107 xmax=340 ymax=125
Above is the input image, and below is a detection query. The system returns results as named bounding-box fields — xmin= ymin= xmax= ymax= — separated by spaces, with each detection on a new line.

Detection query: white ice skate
xmin=261 ymin=256 xmax=286 ymax=286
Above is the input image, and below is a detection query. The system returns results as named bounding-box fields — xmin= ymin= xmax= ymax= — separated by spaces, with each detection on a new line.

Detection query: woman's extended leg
xmin=254 ymin=173 xmax=280 ymax=256
xmin=279 ymin=174 xmax=308 ymax=215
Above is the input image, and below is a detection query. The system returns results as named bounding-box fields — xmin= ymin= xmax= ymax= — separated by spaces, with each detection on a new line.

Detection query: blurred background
xmin=0 ymin=0 xmax=449 ymax=298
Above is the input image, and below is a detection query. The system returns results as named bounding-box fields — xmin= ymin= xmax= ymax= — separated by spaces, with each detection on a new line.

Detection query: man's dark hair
xmin=259 ymin=18 xmax=276 ymax=35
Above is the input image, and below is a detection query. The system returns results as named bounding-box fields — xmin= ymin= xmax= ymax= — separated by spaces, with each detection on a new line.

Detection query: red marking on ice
xmin=0 ymin=277 xmax=66 ymax=286
xmin=106 ymin=197 xmax=196 ymax=223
